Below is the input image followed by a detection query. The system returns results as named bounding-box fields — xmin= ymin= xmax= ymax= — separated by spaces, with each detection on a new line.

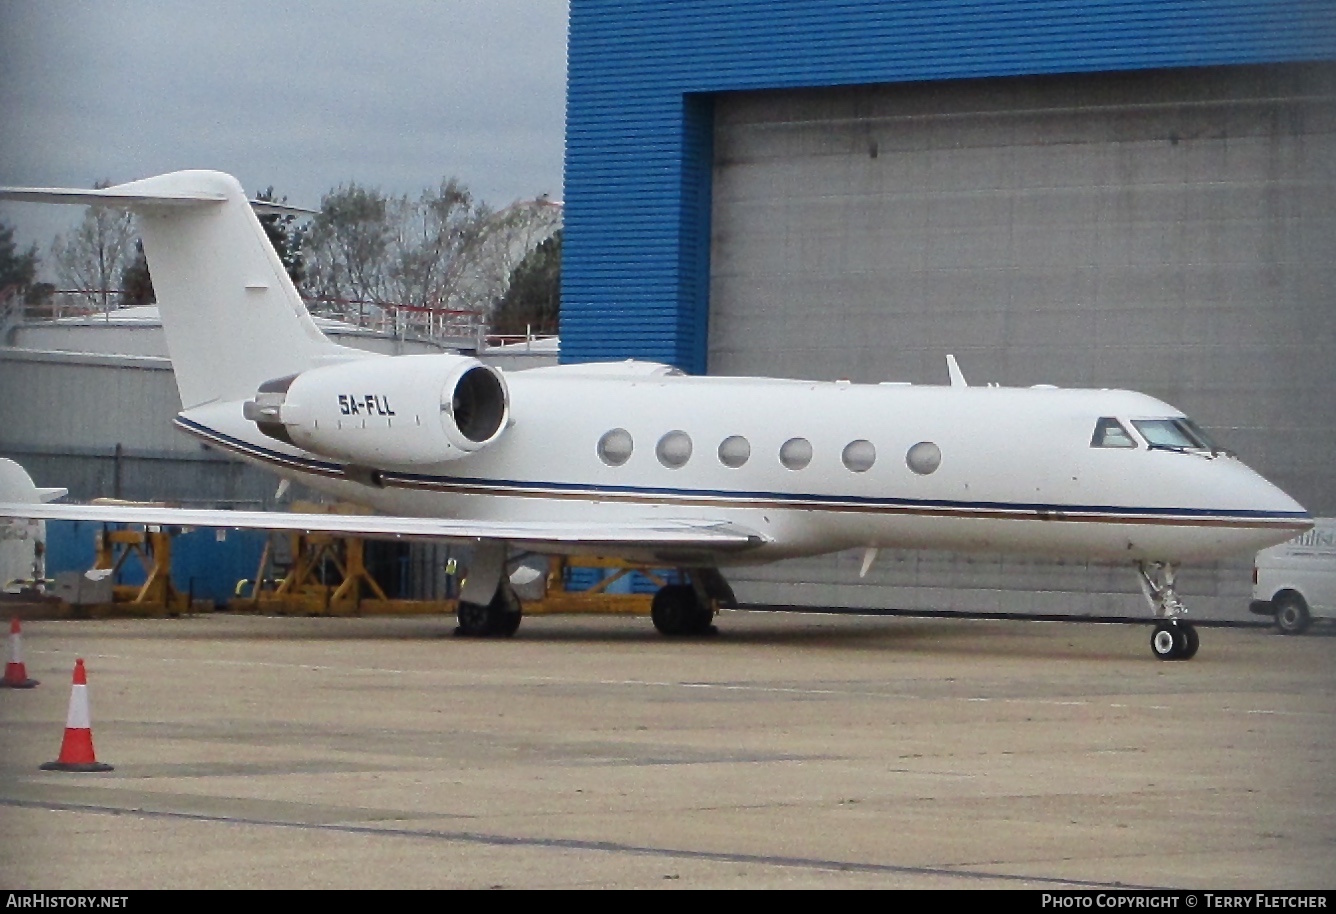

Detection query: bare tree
xmin=386 ymin=178 xmax=483 ymax=318
xmin=302 ymin=178 xmax=560 ymax=338
xmin=303 ymin=183 xmax=398 ymax=323
xmin=49 ymin=180 xmax=137 ymax=313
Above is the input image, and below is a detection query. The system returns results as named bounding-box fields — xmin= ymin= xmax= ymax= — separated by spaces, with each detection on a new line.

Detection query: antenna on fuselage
xmin=945 ymin=354 xmax=968 ymax=388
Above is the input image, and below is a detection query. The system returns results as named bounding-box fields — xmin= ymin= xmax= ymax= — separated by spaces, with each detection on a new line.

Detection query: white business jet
xmin=0 ymin=170 xmax=1312 ymax=659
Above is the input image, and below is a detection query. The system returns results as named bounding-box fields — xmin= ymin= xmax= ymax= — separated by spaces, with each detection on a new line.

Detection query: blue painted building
xmin=562 ymin=0 xmax=1336 ymax=373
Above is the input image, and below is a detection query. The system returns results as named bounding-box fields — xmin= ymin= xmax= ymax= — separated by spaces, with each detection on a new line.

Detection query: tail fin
xmin=0 ymin=170 xmax=359 ymax=409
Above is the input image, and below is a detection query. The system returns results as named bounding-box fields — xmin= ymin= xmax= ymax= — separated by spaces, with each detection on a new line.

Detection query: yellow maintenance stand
xmin=232 ymin=530 xmax=455 ymax=616
xmin=522 ymin=556 xmax=657 ymax=616
xmin=87 ymin=527 xmax=195 ymax=616
xmin=229 ymin=500 xmax=457 ymax=615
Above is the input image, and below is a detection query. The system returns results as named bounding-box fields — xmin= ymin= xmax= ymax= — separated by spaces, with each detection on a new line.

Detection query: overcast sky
xmin=0 ymin=0 xmax=570 ymax=266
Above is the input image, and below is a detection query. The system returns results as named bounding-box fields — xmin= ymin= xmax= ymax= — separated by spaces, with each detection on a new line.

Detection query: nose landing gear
xmin=1138 ymin=562 xmax=1199 ymax=661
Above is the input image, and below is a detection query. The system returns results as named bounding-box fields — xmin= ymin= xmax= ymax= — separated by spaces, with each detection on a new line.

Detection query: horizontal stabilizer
xmin=0 ymin=173 xmax=314 ymax=215
xmin=0 ymin=180 xmax=224 ymax=210
xmin=0 ymin=502 xmax=768 ymax=555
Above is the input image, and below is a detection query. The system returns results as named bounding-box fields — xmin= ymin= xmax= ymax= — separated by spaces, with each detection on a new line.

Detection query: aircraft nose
xmin=1215 ymin=458 xmax=1307 ymax=515
xmin=1257 ymin=470 xmax=1309 ymax=519
xmin=1238 ymin=464 xmax=1312 ymax=543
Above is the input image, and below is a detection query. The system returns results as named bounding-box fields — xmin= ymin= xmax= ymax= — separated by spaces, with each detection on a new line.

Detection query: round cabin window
xmin=718 ymin=435 xmax=751 ymax=468
xmin=906 ymin=441 xmax=942 ymax=475
xmin=841 ymin=439 xmax=876 ymax=473
xmin=779 ymin=437 xmax=813 ymax=470
xmin=656 ymin=430 xmax=693 ymax=468
xmin=597 ymin=428 xmax=634 ymax=466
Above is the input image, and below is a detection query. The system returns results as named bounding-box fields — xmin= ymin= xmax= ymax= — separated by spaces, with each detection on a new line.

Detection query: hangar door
xmin=708 ymin=64 xmax=1336 ymax=616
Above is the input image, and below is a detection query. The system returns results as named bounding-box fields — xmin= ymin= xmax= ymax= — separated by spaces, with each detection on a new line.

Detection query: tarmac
xmin=0 ymin=610 xmax=1332 ymax=889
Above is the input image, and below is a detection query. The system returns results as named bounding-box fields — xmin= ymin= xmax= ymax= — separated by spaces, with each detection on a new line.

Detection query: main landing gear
xmin=1137 ymin=561 xmax=1199 ymax=661
xmin=455 ymin=579 xmax=523 ymax=638
xmin=454 ymin=541 xmax=523 ymax=638
xmin=453 ymin=541 xmax=735 ymax=639
xmin=651 ymin=567 xmax=736 ymax=637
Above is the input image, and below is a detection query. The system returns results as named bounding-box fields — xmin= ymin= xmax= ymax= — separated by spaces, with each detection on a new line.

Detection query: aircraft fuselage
xmin=178 ymin=361 xmax=1309 ymax=567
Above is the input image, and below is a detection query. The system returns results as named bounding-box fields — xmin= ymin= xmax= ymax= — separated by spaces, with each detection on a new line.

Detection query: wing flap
xmin=0 ymin=502 xmax=767 ymax=554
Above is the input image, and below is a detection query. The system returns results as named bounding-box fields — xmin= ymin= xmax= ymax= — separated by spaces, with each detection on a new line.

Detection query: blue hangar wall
xmin=560 ymin=0 xmax=1336 ymax=374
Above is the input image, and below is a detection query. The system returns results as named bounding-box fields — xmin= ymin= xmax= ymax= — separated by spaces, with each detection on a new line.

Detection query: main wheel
xmin=1274 ymin=593 xmax=1311 ymax=636
xmin=1151 ymin=622 xmax=1185 ymax=661
xmin=456 ymin=599 xmax=493 ymax=637
xmin=491 ymin=603 xmax=523 ymax=637
xmin=651 ymin=584 xmax=700 ymax=636
xmin=685 ymin=600 xmax=717 ymax=635
xmin=455 ymin=585 xmax=523 ymax=638
xmin=489 ymin=582 xmax=523 ymax=638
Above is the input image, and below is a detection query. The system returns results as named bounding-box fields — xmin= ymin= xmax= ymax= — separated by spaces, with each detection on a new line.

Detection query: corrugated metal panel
xmin=0 ymin=353 xmax=185 ymax=453
xmin=563 ymin=0 xmax=1336 ymax=368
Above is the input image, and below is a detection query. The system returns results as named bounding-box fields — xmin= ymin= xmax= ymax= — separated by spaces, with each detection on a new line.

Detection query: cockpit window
xmin=1132 ymin=418 xmax=1229 ymax=454
xmin=1091 ymin=417 xmax=1137 ymax=448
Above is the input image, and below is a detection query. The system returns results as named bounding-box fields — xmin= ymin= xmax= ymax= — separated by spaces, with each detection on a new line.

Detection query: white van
xmin=1250 ymin=518 xmax=1336 ymax=634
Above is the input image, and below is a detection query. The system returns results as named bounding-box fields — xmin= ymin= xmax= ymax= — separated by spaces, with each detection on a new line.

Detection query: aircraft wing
xmin=0 ymin=502 xmax=767 ymax=556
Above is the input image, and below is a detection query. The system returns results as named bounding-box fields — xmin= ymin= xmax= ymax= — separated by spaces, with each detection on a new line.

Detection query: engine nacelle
xmin=243 ymin=354 xmax=509 ymax=466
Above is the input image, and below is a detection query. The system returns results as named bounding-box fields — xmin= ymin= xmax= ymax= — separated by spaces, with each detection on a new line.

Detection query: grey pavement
xmin=0 ymin=611 xmax=1332 ymax=889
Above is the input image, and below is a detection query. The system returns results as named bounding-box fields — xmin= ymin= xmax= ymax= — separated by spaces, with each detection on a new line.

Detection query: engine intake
xmin=243 ymin=354 xmax=509 ymax=466
xmin=450 ymin=364 xmax=508 ymax=444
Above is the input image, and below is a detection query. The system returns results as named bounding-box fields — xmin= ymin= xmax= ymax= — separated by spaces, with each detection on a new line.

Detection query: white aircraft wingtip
xmin=250 ymin=199 xmax=318 ymax=217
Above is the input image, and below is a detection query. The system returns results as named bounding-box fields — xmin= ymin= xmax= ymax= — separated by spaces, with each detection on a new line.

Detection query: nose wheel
xmin=1138 ymin=562 xmax=1199 ymax=661
xmin=1150 ymin=620 xmax=1199 ymax=661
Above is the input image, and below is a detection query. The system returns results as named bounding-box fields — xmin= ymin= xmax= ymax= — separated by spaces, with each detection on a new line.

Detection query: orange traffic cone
xmin=40 ymin=658 xmax=113 ymax=772
xmin=1 ymin=617 xmax=38 ymax=688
